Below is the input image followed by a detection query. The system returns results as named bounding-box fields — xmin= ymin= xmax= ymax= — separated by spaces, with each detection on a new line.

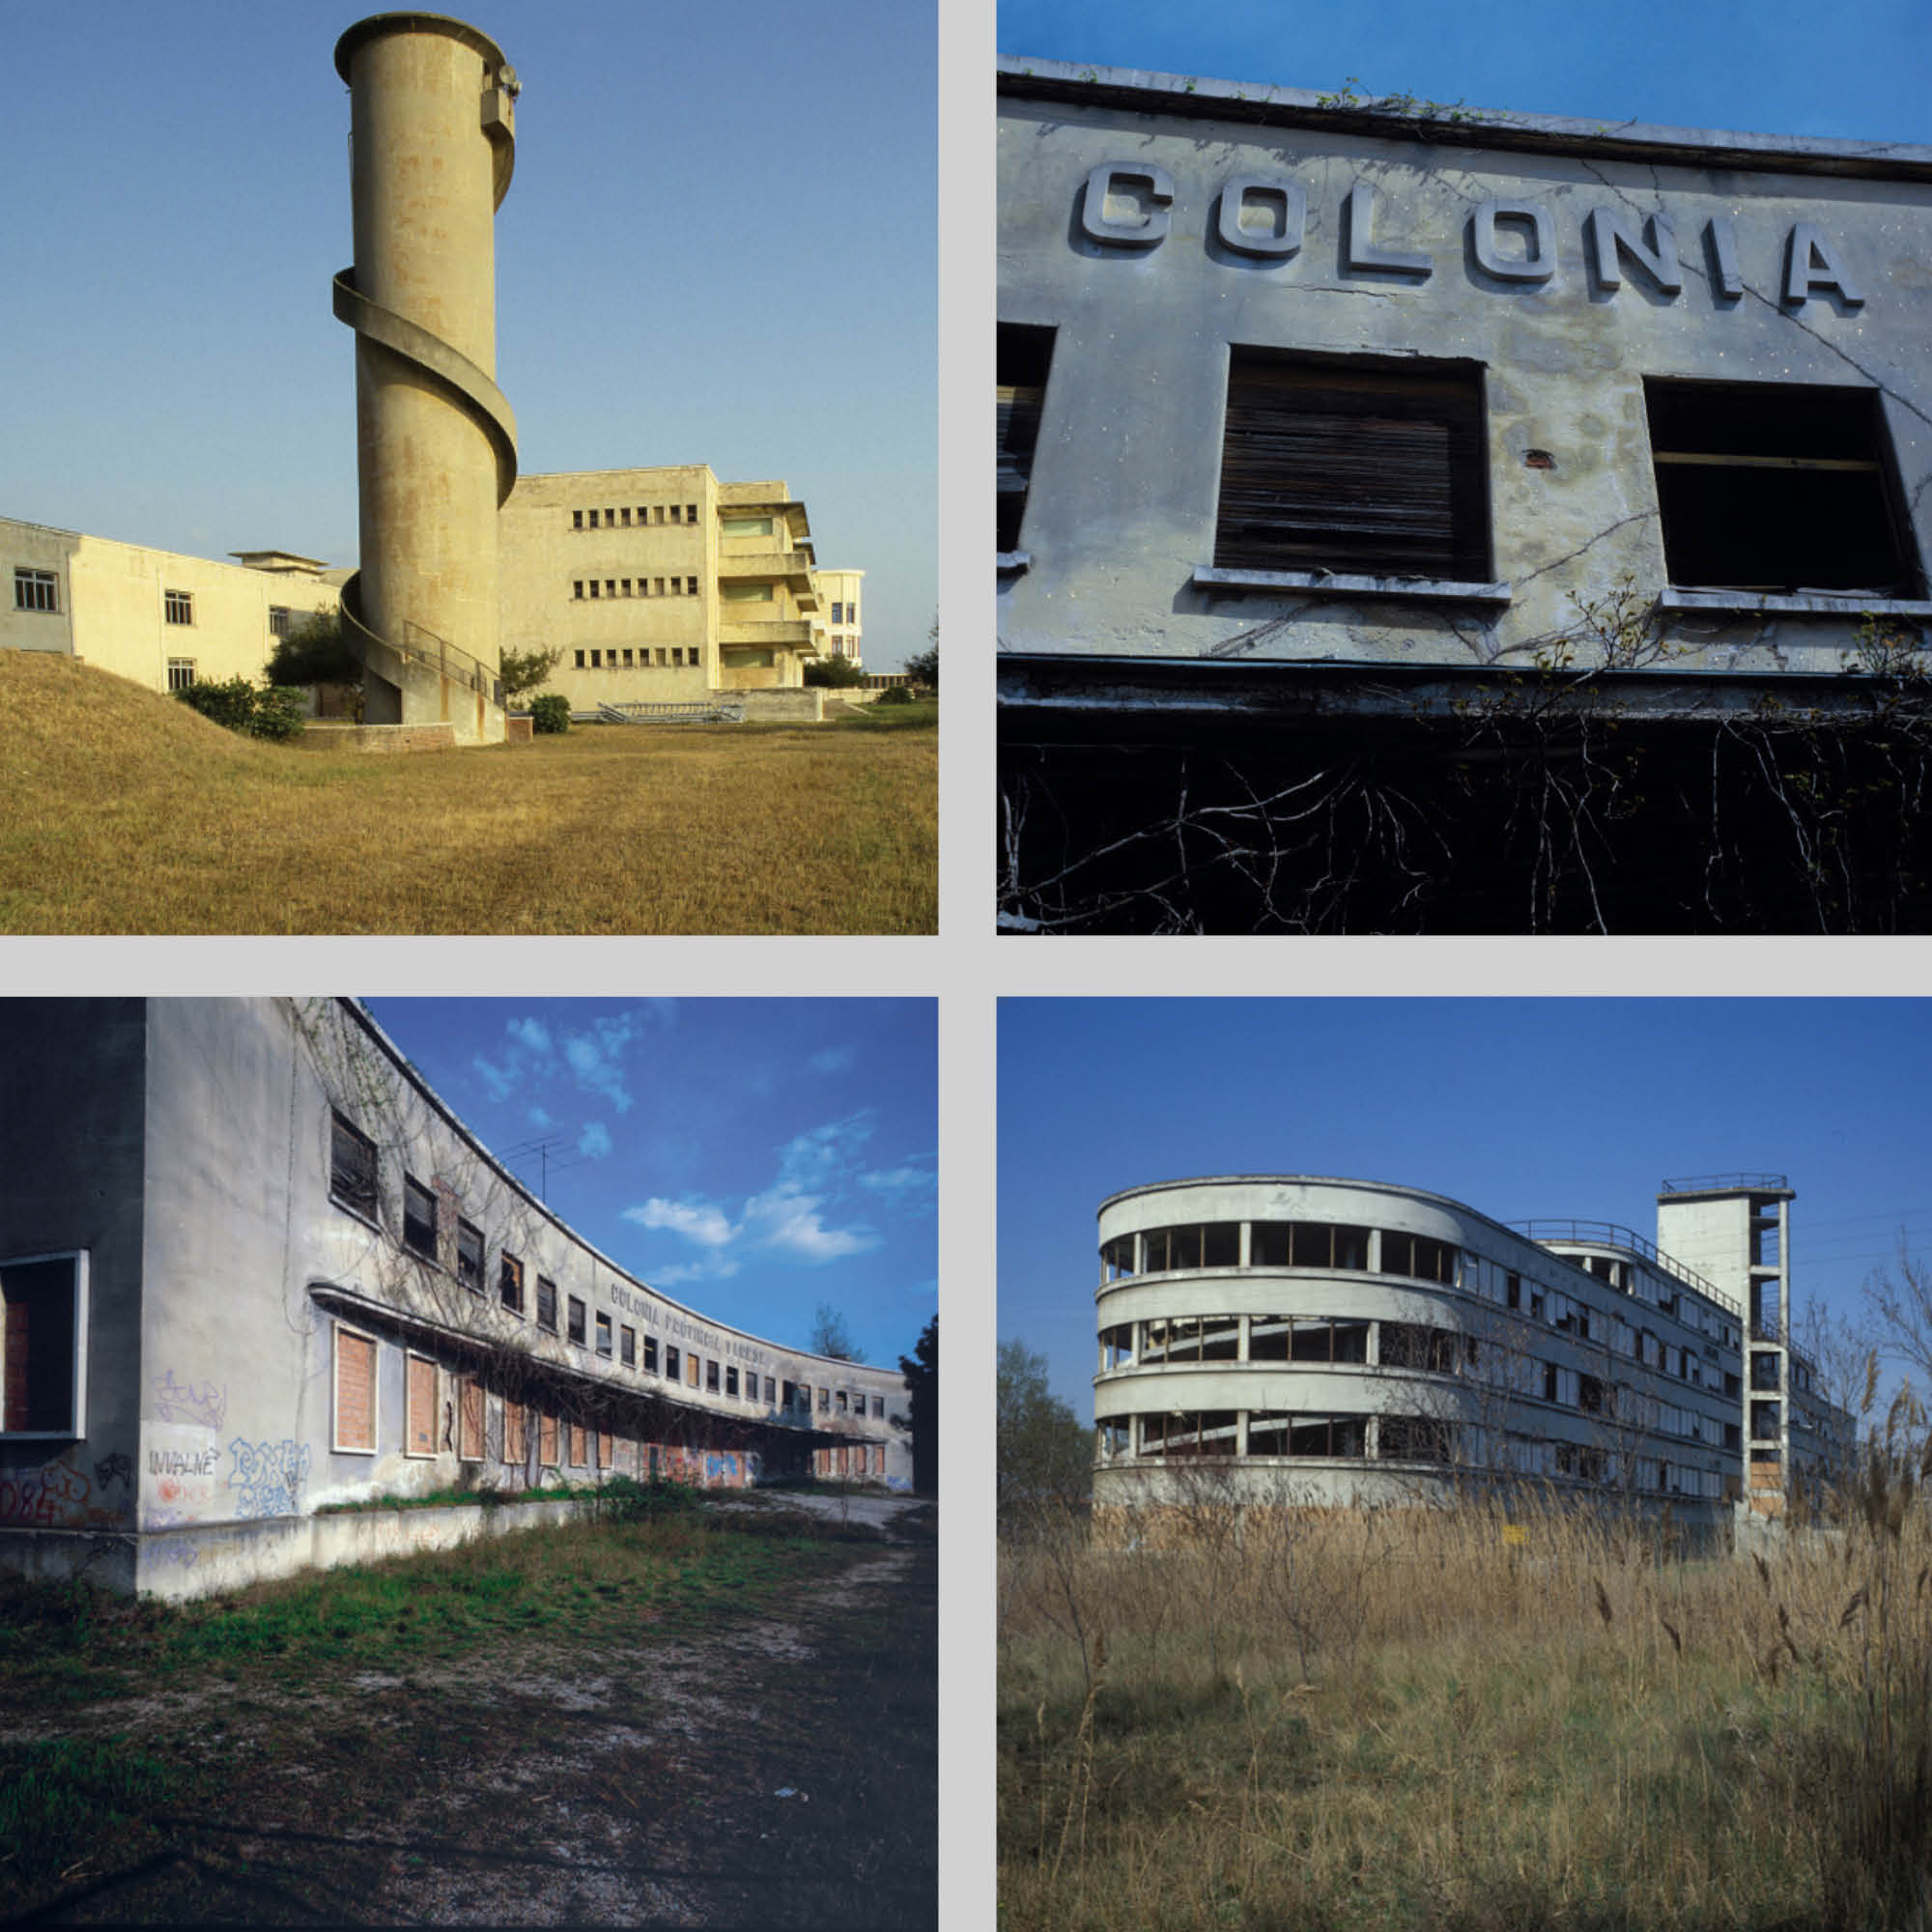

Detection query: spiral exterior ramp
xmin=333 ymin=14 xmax=520 ymax=745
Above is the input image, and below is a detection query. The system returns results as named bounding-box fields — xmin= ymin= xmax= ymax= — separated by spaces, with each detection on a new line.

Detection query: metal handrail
xmin=1511 ymin=1218 xmax=1734 ymax=1313
xmin=1659 ymin=1173 xmax=1790 ymax=1195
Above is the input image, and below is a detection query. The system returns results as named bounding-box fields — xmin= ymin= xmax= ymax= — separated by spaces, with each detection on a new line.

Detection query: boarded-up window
xmin=1214 ymin=351 xmax=1490 ymax=582
xmin=686 ymin=1352 xmax=700 ymax=1389
xmin=1645 ymin=377 xmax=1916 ymax=593
xmin=598 ymin=1428 xmax=612 ymax=1470
xmin=871 ymin=1444 xmax=885 ymax=1475
xmin=459 ymin=1378 xmax=484 ymax=1461
xmin=504 ymin=1401 xmax=527 ymax=1466
xmin=406 ymin=1353 xmax=437 ymax=1457
xmin=539 ymin=1410 xmax=559 ymax=1467
xmin=330 ymin=1113 xmax=378 ymax=1220
xmin=567 ymin=1421 xmax=585 ymax=1467
xmin=997 ymin=323 xmax=1055 ymax=553
xmin=334 ymin=1324 xmax=376 ymax=1452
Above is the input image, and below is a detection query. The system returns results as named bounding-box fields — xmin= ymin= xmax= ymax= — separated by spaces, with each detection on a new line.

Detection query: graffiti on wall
xmin=93 ymin=1452 xmax=132 ymax=1492
xmin=227 ymin=1438 xmax=311 ymax=1519
xmin=152 ymin=1371 xmax=227 ymax=1432
xmin=0 ymin=1455 xmax=125 ymax=1529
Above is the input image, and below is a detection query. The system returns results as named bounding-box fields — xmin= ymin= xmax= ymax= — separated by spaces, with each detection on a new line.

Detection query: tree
xmin=903 ymin=616 xmax=937 ymax=692
xmin=896 ymin=1315 xmax=937 ymax=1495
xmin=996 ymin=1339 xmax=1091 ymax=1535
xmin=266 ymin=611 xmax=360 ymax=690
xmin=1863 ymin=1239 xmax=1932 ymax=1406
xmin=498 ymin=643 xmax=564 ymax=706
xmin=805 ymin=654 xmax=867 ymax=688
xmin=810 ymin=1303 xmax=865 ymax=1362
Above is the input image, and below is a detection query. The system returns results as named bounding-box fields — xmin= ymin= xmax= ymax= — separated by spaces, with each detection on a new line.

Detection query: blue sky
xmin=999 ymin=999 xmax=1932 ymax=1417
xmin=998 ymin=0 xmax=1932 ymax=145
xmin=363 ymin=998 xmax=935 ymax=1370
xmin=1 ymin=2 xmax=933 ymax=668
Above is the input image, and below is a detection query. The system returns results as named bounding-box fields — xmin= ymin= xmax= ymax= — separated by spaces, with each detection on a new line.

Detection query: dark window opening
xmin=500 ymin=1253 xmax=525 ymax=1314
xmin=1646 ymin=378 xmax=1917 ymax=594
xmin=329 ymin=1113 xmax=378 ymax=1220
xmin=1378 ymin=1415 xmax=1454 ymax=1463
xmin=1215 ymin=349 xmax=1491 ymax=581
xmin=1 ymin=1253 xmax=82 ymax=1435
xmin=456 ymin=1219 xmax=483 ymax=1293
xmin=1381 ymin=1321 xmax=1459 ymax=1376
xmin=620 ymin=1325 xmax=636 ymax=1367
xmin=642 ymin=1334 xmax=659 ymax=1374
xmin=402 ymin=1176 xmax=438 ymax=1259
xmin=536 ymin=1275 xmax=557 ymax=1333
xmin=997 ymin=323 xmax=1055 ymax=553
xmin=568 ymin=1295 xmax=587 ymax=1347
xmin=595 ymin=1312 xmax=612 ymax=1358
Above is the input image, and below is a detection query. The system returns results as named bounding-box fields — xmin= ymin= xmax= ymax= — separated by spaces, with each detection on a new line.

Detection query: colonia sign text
xmin=1080 ymin=162 xmax=1866 ymax=307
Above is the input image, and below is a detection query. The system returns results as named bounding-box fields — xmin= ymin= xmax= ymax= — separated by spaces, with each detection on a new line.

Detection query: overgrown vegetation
xmin=1002 ymin=1414 xmax=1932 ymax=1929
xmin=0 ymin=653 xmax=935 ymax=933
xmin=526 ymin=690 xmax=570 ymax=733
xmin=172 ymin=675 xmax=306 ymax=742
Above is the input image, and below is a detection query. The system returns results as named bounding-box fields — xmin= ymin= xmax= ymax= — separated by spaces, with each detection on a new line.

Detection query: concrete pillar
xmin=333 ymin=14 xmax=520 ymax=745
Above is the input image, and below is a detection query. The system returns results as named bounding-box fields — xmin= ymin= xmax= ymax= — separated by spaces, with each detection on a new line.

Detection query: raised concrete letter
xmin=1706 ymin=217 xmax=1744 ymax=299
xmin=1080 ymin=162 xmax=1174 ymax=247
xmin=1216 ymin=176 xmax=1307 ymax=258
xmin=1784 ymin=223 xmax=1865 ymax=306
xmin=1472 ymin=199 xmax=1556 ymax=283
xmin=1586 ymin=208 xmax=1682 ymax=296
xmin=1345 ymin=182 xmax=1432 ymax=276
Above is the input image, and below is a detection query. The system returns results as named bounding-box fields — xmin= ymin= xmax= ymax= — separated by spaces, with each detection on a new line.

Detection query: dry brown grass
xmin=1001 ymin=1487 xmax=1932 ymax=1931
xmin=0 ymin=654 xmax=935 ymax=933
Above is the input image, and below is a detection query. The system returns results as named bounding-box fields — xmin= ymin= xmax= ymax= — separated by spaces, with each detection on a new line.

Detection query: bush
xmin=805 ymin=655 xmax=867 ymax=689
xmin=529 ymin=693 xmax=571 ymax=735
xmin=876 ymin=685 xmax=914 ymax=705
xmin=174 ymin=677 xmax=304 ymax=741
xmin=266 ymin=611 xmax=359 ymax=690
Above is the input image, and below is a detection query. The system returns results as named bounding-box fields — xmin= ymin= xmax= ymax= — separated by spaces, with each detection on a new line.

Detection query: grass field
xmin=1001 ymin=1476 xmax=1932 ymax=1932
xmin=0 ymin=655 xmax=936 ymax=933
xmin=0 ymin=1487 xmax=938 ymax=1924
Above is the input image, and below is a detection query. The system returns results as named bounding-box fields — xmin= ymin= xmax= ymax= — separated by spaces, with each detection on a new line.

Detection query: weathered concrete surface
xmin=998 ymin=58 xmax=1932 ymax=682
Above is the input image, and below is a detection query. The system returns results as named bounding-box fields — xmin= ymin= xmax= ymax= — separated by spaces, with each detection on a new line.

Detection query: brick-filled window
xmin=504 ymin=1401 xmax=528 ymax=1466
xmin=459 ymin=1378 xmax=484 ymax=1462
xmin=329 ymin=1112 xmax=378 ymax=1221
xmin=871 ymin=1445 xmax=885 ymax=1475
xmin=567 ymin=1420 xmax=585 ymax=1468
xmin=539 ymin=1410 xmax=559 ymax=1467
xmin=402 ymin=1175 xmax=439 ymax=1260
xmin=333 ymin=1322 xmax=377 ymax=1453
xmin=568 ymin=1294 xmax=587 ymax=1347
xmin=598 ymin=1428 xmax=612 ymax=1470
xmin=457 ymin=1219 xmax=483 ymax=1294
xmin=0 ymin=1251 xmax=88 ymax=1436
xmin=405 ymin=1354 xmax=437 ymax=1458
xmin=537 ymin=1275 xmax=557 ymax=1332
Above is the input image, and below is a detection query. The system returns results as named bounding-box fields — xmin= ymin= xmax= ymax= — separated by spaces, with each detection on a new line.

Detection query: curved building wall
xmin=1093 ymin=1176 xmax=1742 ymax=1528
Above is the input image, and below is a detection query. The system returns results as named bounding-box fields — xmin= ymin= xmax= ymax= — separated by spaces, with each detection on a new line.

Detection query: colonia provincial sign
xmin=1078 ymin=162 xmax=1867 ymax=307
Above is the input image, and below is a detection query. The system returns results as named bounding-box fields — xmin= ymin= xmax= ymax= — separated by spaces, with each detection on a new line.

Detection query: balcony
xmin=719 ymin=620 xmax=816 ymax=650
xmin=718 ymin=549 xmax=813 ymax=586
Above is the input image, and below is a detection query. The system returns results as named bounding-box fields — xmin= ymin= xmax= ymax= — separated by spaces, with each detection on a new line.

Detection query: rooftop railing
xmin=1659 ymin=1173 xmax=1790 ymax=1195
xmin=1512 ymin=1218 xmax=1735 ymax=1314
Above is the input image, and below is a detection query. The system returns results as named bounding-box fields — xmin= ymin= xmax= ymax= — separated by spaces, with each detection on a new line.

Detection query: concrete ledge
xmin=736 ymin=688 xmax=826 ymax=724
xmin=1194 ymin=565 xmax=1513 ymax=605
xmin=301 ymin=721 xmax=458 ymax=753
xmin=503 ymin=715 xmax=534 ymax=743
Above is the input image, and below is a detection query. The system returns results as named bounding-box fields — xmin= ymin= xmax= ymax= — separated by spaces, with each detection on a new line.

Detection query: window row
xmin=828 ymin=601 xmax=857 ymax=624
xmin=572 ymin=503 xmax=699 ymax=529
xmin=1098 ymin=1406 xmax=1727 ymax=1493
xmin=13 ymin=567 xmax=58 ymax=614
xmin=573 ymin=577 xmax=700 ymax=600
xmin=573 ymin=646 xmax=700 ymax=669
xmin=812 ymin=1442 xmax=888 ymax=1479
xmin=1102 ymin=1219 xmax=1452 ymax=1283
xmin=999 ymin=324 xmax=1921 ymax=601
xmin=329 ymin=1110 xmax=890 ymax=1423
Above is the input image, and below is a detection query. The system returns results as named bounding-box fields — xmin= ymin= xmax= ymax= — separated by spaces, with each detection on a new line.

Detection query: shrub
xmin=174 ymin=677 xmax=304 ymax=740
xmin=529 ymin=692 xmax=571 ymax=734
xmin=266 ymin=611 xmax=359 ymax=690
xmin=876 ymin=685 xmax=914 ymax=706
xmin=805 ymin=655 xmax=867 ymax=689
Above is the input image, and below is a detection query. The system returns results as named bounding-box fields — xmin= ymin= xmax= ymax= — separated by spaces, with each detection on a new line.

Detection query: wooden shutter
xmin=1215 ymin=355 xmax=1488 ymax=580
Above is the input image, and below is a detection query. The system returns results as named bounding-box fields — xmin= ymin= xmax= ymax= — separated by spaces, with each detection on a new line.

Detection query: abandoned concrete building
xmin=997 ymin=58 xmax=1932 ymax=932
xmin=1093 ymin=1173 xmax=1852 ymax=1542
xmin=0 ymin=999 xmax=911 ymax=1599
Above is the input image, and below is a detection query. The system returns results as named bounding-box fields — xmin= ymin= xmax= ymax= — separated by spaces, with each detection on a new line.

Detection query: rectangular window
xmin=596 ymin=1311 xmax=612 ymax=1358
xmin=567 ymin=1420 xmax=586 ymax=1468
xmin=163 ymin=588 xmax=193 ymax=626
xmin=540 ymin=1410 xmax=559 ymax=1466
xmin=459 ymin=1378 xmax=484 ymax=1461
xmin=621 ymin=1325 xmax=636 ymax=1367
xmin=686 ymin=504 xmax=697 ymax=522
xmin=500 ymin=1252 xmax=525 ymax=1314
xmin=997 ymin=322 xmax=1056 ymax=552
xmin=537 ymin=1275 xmax=557 ymax=1332
xmin=1646 ymin=378 xmax=1918 ymax=594
xmin=402 ymin=1175 xmax=438 ymax=1260
xmin=504 ymin=1400 xmax=527 ymax=1466
xmin=706 ymin=1358 xmax=720 ymax=1394
xmin=725 ymin=1365 xmax=739 ymax=1397
xmin=685 ymin=577 xmax=697 ymax=596
xmin=13 ymin=567 xmax=58 ymax=613
xmin=166 ymin=659 xmax=196 ymax=692
xmin=764 ymin=1376 xmax=776 ymax=1404
xmin=687 ymin=1352 xmax=700 ymax=1389
xmin=598 ymin=1428 xmax=612 ymax=1470
xmin=455 ymin=1219 xmax=482 ymax=1293
xmin=831 ymin=602 xmax=844 ymax=624
xmin=269 ymin=605 xmax=293 ymax=639
xmin=333 ymin=1321 xmax=377 ymax=1453
xmin=568 ymin=1294 xmax=587 ymax=1346
xmin=666 ymin=1345 xmax=680 ymax=1382
xmin=642 ymin=1334 xmax=659 ymax=1374
xmin=0 ymin=1251 xmax=88 ymax=1435
xmin=405 ymin=1352 xmax=437 ymax=1457
xmin=329 ymin=1112 xmax=378 ymax=1221
xmin=1215 ymin=349 xmax=1491 ymax=582
xmin=588 ymin=509 xmax=600 ymax=529
xmin=871 ymin=1395 xmax=885 ymax=1419
xmin=837 ymin=1389 xmax=849 ymax=1414
xmin=620 ymin=507 xmax=632 ymax=526
xmin=573 ymin=509 xmax=584 ymax=529
xmin=817 ymin=1385 xmax=830 ymax=1412
xmin=574 ymin=584 xmax=584 ymax=603
xmin=606 ymin=581 xmax=615 ymax=599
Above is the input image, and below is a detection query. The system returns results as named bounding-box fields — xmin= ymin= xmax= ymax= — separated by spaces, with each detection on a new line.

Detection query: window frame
xmin=402 ymin=1174 xmax=439 ymax=1262
xmin=0 ymin=1249 xmax=89 ymax=1438
xmin=329 ymin=1112 xmax=379 ymax=1225
xmin=13 ymin=567 xmax=59 ymax=614
xmin=404 ymin=1350 xmax=439 ymax=1459
xmin=331 ymin=1319 xmax=379 ymax=1455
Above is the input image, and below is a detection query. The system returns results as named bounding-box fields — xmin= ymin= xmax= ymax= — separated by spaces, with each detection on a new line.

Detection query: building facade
xmin=3 ymin=519 xmax=341 ymax=693
xmin=998 ymin=60 xmax=1932 ymax=932
xmin=811 ymin=566 xmax=866 ymax=666
xmin=1092 ymin=1174 xmax=1850 ymax=1541
xmin=0 ymin=999 xmax=911 ymax=1600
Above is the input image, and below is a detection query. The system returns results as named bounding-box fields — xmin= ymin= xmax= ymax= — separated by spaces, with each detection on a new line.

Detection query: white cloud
xmin=807 ymin=1044 xmax=856 ymax=1075
xmin=564 ymin=1011 xmax=641 ymax=1114
xmin=624 ymin=1196 xmax=736 ymax=1246
xmin=527 ymin=1105 xmax=554 ymax=1129
xmin=472 ymin=1053 xmax=517 ymax=1102
xmin=507 ymin=1016 xmax=552 ymax=1054
xmin=578 ymin=1121 xmax=612 ymax=1159
xmin=858 ymin=1162 xmax=937 ymax=1205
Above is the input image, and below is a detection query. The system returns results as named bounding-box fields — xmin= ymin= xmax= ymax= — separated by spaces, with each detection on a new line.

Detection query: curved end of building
xmin=334 ymin=12 xmax=512 ymax=86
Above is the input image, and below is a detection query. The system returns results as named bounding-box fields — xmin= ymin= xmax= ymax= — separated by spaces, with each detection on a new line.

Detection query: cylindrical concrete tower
xmin=333 ymin=13 xmax=519 ymax=744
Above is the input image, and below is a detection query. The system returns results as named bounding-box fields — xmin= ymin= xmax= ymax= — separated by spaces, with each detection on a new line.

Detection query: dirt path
xmin=15 ymin=1504 xmax=936 ymax=1927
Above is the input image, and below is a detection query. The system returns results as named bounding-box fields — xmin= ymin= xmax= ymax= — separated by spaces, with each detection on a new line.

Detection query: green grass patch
xmin=0 ymin=1736 xmax=185 ymax=1887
